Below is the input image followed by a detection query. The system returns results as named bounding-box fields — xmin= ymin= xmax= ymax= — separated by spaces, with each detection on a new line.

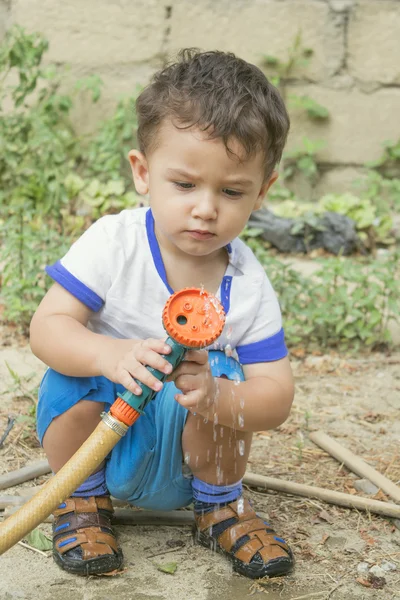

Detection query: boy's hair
xmin=136 ymin=49 xmax=290 ymax=179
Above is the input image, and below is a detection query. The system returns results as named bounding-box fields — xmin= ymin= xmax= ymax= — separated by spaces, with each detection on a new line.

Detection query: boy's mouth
xmin=187 ymin=230 xmax=215 ymax=240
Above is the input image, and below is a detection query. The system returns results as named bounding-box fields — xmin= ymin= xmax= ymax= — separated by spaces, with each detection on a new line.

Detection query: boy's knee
xmin=67 ymin=399 xmax=105 ymax=421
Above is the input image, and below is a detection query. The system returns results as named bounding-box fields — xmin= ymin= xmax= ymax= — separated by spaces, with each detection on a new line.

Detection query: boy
xmin=30 ymin=49 xmax=295 ymax=579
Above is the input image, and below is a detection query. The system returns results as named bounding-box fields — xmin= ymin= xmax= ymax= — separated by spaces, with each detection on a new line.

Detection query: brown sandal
xmin=194 ymin=498 xmax=294 ymax=579
xmin=53 ymin=496 xmax=123 ymax=575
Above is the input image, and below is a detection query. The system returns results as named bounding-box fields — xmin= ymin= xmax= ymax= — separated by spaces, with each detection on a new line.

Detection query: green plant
xmin=2 ymin=362 xmax=39 ymax=446
xmin=0 ymin=27 xmax=139 ymax=331
xmin=242 ymin=234 xmax=399 ymax=351
xmin=262 ymin=32 xmax=329 ymax=121
xmin=270 ymin=193 xmax=395 ymax=249
xmin=283 ymin=138 xmax=325 ymax=184
xmin=367 ymin=138 xmax=400 ymax=178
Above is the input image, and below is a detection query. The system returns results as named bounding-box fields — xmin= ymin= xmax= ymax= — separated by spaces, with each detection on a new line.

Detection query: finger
xmin=143 ymin=338 xmax=172 ymax=355
xmin=174 ymin=389 xmax=202 ymax=411
xmin=127 ymin=363 xmax=164 ymax=393
xmin=167 ymin=362 xmax=204 ymax=381
xmin=118 ymin=369 xmax=143 ymax=395
xmin=135 ymin=347 xmax=173 ymax=376
xmin=174 ymin=373 xmax=200 ymax=394
xmin=182 ymin=349 xmax=208 ymax=364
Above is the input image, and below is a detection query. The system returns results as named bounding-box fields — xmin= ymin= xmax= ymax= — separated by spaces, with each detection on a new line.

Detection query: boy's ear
xmin=128 ymin=150 xmax=149 ymax=195
xmin=254 ymin=170 xmax=279 ymax=210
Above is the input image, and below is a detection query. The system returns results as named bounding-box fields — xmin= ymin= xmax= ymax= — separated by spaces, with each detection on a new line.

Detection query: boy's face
xmin=129 ymin=120 xmax=277 ymax=259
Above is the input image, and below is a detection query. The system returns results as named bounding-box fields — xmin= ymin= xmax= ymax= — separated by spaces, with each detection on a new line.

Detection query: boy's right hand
xmin=96 ymin=338 xmax=173 ymax=395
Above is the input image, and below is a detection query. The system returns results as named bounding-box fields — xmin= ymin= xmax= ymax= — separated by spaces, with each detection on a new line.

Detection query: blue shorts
xmin=37 ymin=351 xmax=244 ymax=511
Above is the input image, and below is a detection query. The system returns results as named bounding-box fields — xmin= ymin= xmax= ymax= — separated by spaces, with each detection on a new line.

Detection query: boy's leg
xmin=182 ymin=355 xmax=294 ymax=580
xmin=38 ymin=371 xmax=123 ymax=576
xmin=43 ymin=400 xmax=104 ymax=472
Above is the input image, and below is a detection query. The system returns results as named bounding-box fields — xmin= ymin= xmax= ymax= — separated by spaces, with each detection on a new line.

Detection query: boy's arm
xmin=172 ymin=352 xmax=294 ymax=433
xmin=210 ymin=356 xmax=294 ymax=432
xmin=30 ymin=283 xmax=173 ymax=392
xmin=30 ymin=282 xmax=127 ymax=377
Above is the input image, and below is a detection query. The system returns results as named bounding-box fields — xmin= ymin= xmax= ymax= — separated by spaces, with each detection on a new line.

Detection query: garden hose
xmin=0 ymin=288 xmax=225 ymax=555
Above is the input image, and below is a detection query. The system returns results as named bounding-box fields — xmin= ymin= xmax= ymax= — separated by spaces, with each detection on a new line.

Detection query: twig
xmin=146 ymin=545 xmax=186 ymax=559
xmin=243 ymin=472 xmax=400 ymax=519
xmin=290 ymin=592 xmax=329 ymax=600
xmin=309 ymin=430 xmax=400 ymax=503
xmin=0 ymin=416 xmax=16 ymax=449
xmin=17 ymin=540 xmax=50 ymax=557
xmin=0 ymin=459 xmax=51 ymax=491
xmin=325 ymin=582 xmax=343 ymax=599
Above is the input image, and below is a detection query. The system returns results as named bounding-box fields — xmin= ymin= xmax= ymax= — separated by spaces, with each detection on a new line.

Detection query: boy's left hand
xmin=168 ymin=349 xmax=216 ymax=415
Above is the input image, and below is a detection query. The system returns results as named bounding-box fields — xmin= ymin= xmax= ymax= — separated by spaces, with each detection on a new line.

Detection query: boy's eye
xmin=223 ymin=188 xmax=243 ymax=197
xmin=174 ymin=181 xmax=194 ymax=190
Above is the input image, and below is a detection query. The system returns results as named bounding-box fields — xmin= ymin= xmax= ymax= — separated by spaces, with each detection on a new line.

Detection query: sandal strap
xmin=196 ymin=499 xmax=255 ymax=531
xmin=196 ymin=498 xmax=291 ymax=565
xmin=53 ymin=496 xmax=113 ymax=517
xmin=234 ymin=530 xmax=291 ymax=564
xmin=55 ymin=526 xmax=119 ymax=558
xmin=217 ymin=517 xmax=275 ymax=549
xmin=54 ymin=511 xmax=113 ymax=535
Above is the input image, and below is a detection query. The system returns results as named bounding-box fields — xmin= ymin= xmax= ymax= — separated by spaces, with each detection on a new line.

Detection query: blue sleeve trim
xmin=237 ymin=328 xmax=288 ymax=364
xmin=45 ymin=261 xmax=104 ymax=312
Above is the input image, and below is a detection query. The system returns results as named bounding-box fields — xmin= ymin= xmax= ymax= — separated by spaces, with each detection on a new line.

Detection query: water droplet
xmin=224 ymin=344 xmax=232 ymax=357
xmin=238 ymin=439 xmax=245 ymax=456
xmin=213 ymin=413 xmax=218 ymax=425
xmin=213 ymin=430 xmax=217 ymax=442
xmin=237 ymin=497 xmax=244 ymax=515
xmin=206 ymin=449 xmax=210 ymax=462
xmin=220 ymin=427 xmax=224 ymax=438
xmin=195 ymin=455 xmax=199 ymax=467
xmin=184 ymin=451 xmax=190 ymax=464
xmin=239 ymin=397 xmax=245 ymax=409
xmin=238 ymin=413 xmax=244 ymax=427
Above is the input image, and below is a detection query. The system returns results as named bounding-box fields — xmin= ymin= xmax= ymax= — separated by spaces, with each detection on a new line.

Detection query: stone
xmin=381 ymin=560 xmax=397 ymax=572
xmin=287 ymin=85 xmax=400 ymax=165
xmin=248 ymin=209 xmax=359 ymax=255
xmin=314 ymin=212 xmax=359 ymax=255
xmin=369 ymin=565 xmax=386 ymax=578
xmin=10 ymin=0 xmax=165 ymax=65
xmin=348 ymin=1 xmax=400 ymax=84
xmin=168 ymin=0 xmax=343 ymax=80
xmin=353 ymin=479 xmax=380 ymax=495
xmin=357 ymin=562 xmax=370 ymax=575
xmin=329 ymin=0 xmax=354 ymax=11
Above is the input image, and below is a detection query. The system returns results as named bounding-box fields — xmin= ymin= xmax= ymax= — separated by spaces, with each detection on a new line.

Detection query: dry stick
xmin=2 ymin=474 xmax=400 ymax=521
xmin=2 ymin=506 xmax=195 ymax=526
xmin=243 ymin=472 xmax=400 ymax=519
xmin=0 ymin=460 xmax=51 ymax=491
xmin=0 ymin=495 xmax=24 ymax=510
xmin=309 ymin=430 xmax=400 ymax=503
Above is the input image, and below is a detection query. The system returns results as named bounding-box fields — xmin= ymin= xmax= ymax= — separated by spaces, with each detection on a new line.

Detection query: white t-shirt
xmin=46 ymin=207 xmax=287 ymax=364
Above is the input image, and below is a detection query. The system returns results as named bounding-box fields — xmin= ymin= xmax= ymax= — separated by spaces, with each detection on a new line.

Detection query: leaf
xmin=25 ymin=528 xmax=52 ymax=551
xmin=156 ymin=561 xmax=178 ymax=575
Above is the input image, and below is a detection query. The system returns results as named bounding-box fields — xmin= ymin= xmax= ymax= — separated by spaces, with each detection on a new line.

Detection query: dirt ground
xmin=0 ymin=327 xmax=400 ymax=600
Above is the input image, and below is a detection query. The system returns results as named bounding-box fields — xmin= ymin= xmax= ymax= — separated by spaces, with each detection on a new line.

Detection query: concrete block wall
xmin=1 ymin=0 xmax=400 ymax=197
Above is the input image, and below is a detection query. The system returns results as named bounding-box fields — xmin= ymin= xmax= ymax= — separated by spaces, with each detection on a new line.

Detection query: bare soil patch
xmin=0 ymin=326 xmax=399 ymax=600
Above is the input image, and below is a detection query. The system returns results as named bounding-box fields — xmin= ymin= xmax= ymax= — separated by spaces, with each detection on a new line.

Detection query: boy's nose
xmin=192 ymin=194 xmax=218 ymax=220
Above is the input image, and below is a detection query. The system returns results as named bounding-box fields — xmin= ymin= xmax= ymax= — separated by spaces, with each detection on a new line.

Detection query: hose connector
xmin=101 ymin=411 xmax=129 ymax=436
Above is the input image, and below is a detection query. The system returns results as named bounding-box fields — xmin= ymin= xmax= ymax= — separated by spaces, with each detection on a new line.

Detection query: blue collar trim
xmin=145 ymin=208 xmax=174 ymax=295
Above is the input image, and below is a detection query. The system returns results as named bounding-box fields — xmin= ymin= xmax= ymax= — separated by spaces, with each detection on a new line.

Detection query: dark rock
xmin=248 ymin=210 xmax=307 ymax=253
xmin=315 ymin=212 xmax=359 ymax=255
xmin=248 ymin=209 xmax=359 ymax=255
